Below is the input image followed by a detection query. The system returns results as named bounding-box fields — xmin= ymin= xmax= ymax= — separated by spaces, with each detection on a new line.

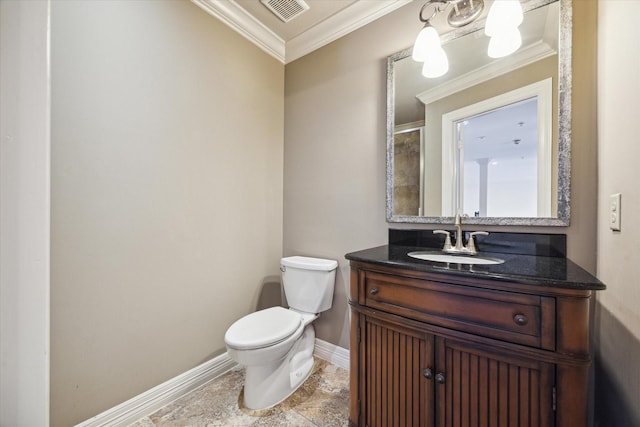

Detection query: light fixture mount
xmin=418 ymin=0 xmax=485 ymax=28
xmin=446 ymin=0 xmax=485 ymax=28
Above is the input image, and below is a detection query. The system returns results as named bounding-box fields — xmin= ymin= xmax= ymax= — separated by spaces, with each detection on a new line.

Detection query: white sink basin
xmin=407 ymin=251 xmax=505 ymax=265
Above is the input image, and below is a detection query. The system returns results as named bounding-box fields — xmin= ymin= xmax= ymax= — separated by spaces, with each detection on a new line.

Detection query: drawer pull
xmin=435 ymin=373 xmax=446 ymax=384
xmin=513 ymin=314 xmax=529 ymax=326
xmin=369 ymin=287 xmax=379 ymax=295
xmin=423 ymin=368 xmax=433 ymax=379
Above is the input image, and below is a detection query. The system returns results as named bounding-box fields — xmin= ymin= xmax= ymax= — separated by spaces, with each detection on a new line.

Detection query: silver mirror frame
xmin=386 ymin=0 xmax=571 ymax=226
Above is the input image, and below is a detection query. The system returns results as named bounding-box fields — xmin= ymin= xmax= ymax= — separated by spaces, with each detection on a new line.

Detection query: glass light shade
xmin=488 ymin=27 xmax=522 ymax=58
xmin=485 ymin=0 xmax=523 ymax=37
xmin=421 ymin=47 xmax=449 ymax=78
xmin=412 ymin=24 xmax=441 ymax=62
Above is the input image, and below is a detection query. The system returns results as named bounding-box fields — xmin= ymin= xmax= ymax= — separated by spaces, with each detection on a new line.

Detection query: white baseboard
xmin=314 ymin=338 xmax=350 ymax=371
xmin=75 ymin=353 xmax=236 ymax=427
xmin=75 ymin=340 xmax=349 ymax=427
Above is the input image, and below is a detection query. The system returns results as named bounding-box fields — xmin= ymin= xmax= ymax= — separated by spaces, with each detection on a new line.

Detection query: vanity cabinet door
xmin=359 ymin=315 xmax=436 ymax=427
xmin=437 ymin=337 xmax=556 ymax=427
xmin=356 ymin=315 xmax=556 ymax=427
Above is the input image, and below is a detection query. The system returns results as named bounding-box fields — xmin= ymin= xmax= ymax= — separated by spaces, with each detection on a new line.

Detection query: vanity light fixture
xmin=412 ymin=0 xmax=524 ymax=78
xmin=412 ymin=22 xmax=449 ymax=77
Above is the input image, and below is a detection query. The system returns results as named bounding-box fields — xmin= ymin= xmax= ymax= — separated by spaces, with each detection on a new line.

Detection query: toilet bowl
xmin=224 ymin=256 xmax=338 ymax=410
xmin=225 ymin=307 xmax=318 ymax=409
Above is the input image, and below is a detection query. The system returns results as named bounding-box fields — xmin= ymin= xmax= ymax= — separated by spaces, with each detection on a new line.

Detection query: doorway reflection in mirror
xmin=458 ymin=98 xmax=540 ymax=218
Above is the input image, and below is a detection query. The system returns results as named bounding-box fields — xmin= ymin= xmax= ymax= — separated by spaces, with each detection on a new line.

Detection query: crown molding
xmin=285 ymin=0 xmax=412 ymax=63
xmin=191 ymin=0 xmax=286 ymax=62
xmin=191 ymin=0 xmax=411 ymax=64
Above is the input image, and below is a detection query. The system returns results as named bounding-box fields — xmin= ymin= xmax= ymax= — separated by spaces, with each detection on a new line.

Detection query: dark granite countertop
xmin=345 ymin=244 xmax=606 ymax=291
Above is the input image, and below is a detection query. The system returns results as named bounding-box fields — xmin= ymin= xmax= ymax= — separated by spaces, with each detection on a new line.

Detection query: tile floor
xmin=129 ymin=357 xmax=350 ymax=426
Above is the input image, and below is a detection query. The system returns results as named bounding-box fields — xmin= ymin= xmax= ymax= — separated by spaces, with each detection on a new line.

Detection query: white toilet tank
xmin=281 ymin=256 xmax=338 ymax=314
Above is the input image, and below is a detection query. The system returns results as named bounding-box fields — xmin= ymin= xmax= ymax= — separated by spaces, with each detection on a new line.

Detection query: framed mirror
xmin=387 ymin=0 xmax=571 ymax=226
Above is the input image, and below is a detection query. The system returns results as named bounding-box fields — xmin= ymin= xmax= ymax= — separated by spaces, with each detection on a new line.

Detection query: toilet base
xmin=243 ymin=324 xmax=316 ymax=410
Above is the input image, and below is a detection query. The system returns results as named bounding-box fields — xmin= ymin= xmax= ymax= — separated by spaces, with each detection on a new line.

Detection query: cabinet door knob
xmin=423 ymin=368 xmax=433 ymax=379
xmin=435 ymin=373 xmax=446 ymax=384
xmin=369 ymin=287 xmax=379 ymax=295
xmin=513 ymin=314 xmax=529 ymax=326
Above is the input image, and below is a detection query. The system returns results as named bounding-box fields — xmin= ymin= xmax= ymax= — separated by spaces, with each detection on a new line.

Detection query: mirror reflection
xmin=387 ymin=0 xmax=570 ymax=226
xmin=457 ymin=96 xmax=545 ymax=218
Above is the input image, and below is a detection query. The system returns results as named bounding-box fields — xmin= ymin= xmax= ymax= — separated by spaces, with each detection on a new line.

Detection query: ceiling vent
xmin=260 ymin=0 xmax=310 ymax=23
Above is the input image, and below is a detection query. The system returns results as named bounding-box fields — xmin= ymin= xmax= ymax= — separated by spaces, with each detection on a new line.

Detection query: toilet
xmin=224 ymin=255 xmax=338 ymax=410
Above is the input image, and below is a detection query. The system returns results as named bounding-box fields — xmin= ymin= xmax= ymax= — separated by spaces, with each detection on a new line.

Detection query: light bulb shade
xmin=412 ymin=25 xmax=441 ymax=62
xmin=488 ymin=27 xmax=522 ymax=58
xmin=421 ymin=47 xmax=449 ymax=78
xmin=485 ymin=0 xmax=523 ymax=37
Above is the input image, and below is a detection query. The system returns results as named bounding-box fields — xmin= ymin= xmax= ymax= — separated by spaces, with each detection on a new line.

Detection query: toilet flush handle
xmin=280 ymin=266 xmax=286 ymax=272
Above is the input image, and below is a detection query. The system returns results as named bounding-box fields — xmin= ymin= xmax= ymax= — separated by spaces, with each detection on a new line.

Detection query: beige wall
xmin=0 ymin=1 xmax=50 ymax=425
xmin=595 ymin=0 xmax=640 ymax=424
xmin=50 ymin=1 xmax=284 ymax=426
xmin=284 ymin=0 xmax=598 ymax=349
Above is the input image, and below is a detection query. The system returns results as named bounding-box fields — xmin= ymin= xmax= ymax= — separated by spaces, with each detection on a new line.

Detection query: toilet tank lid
xmin=281 ymin=256 xmax=338 ymax=271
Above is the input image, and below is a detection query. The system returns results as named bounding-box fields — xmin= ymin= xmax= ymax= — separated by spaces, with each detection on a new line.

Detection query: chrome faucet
xmin=433 ymin=213 xmax=488 ymax=255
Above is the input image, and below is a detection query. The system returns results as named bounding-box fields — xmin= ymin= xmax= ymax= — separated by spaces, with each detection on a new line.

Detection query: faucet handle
xmin=467 ymin=231 xmax=489 ymax=254
xmin=433 ymin=230 xmax=453 ymax=251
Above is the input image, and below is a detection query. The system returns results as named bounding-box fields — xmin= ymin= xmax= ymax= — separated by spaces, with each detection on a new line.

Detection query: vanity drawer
xmin=361 ymin=271 xmax=555 ymax=349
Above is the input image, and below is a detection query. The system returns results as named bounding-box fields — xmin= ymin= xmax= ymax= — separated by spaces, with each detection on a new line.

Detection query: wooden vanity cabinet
xmin=349 ymin=261 xmax=593 ymax=427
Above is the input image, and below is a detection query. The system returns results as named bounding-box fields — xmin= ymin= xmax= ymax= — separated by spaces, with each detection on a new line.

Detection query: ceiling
xmin=191 ymin=0 xmax=411 ymax=64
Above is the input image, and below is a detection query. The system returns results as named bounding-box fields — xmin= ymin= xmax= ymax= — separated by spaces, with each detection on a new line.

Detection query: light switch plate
xmin=610 ymin=193 xmax=621 ymax=231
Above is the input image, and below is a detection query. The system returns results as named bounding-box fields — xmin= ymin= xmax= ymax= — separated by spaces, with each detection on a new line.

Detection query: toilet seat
xmin=225 ymin=306 xmax=302 ymax=350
